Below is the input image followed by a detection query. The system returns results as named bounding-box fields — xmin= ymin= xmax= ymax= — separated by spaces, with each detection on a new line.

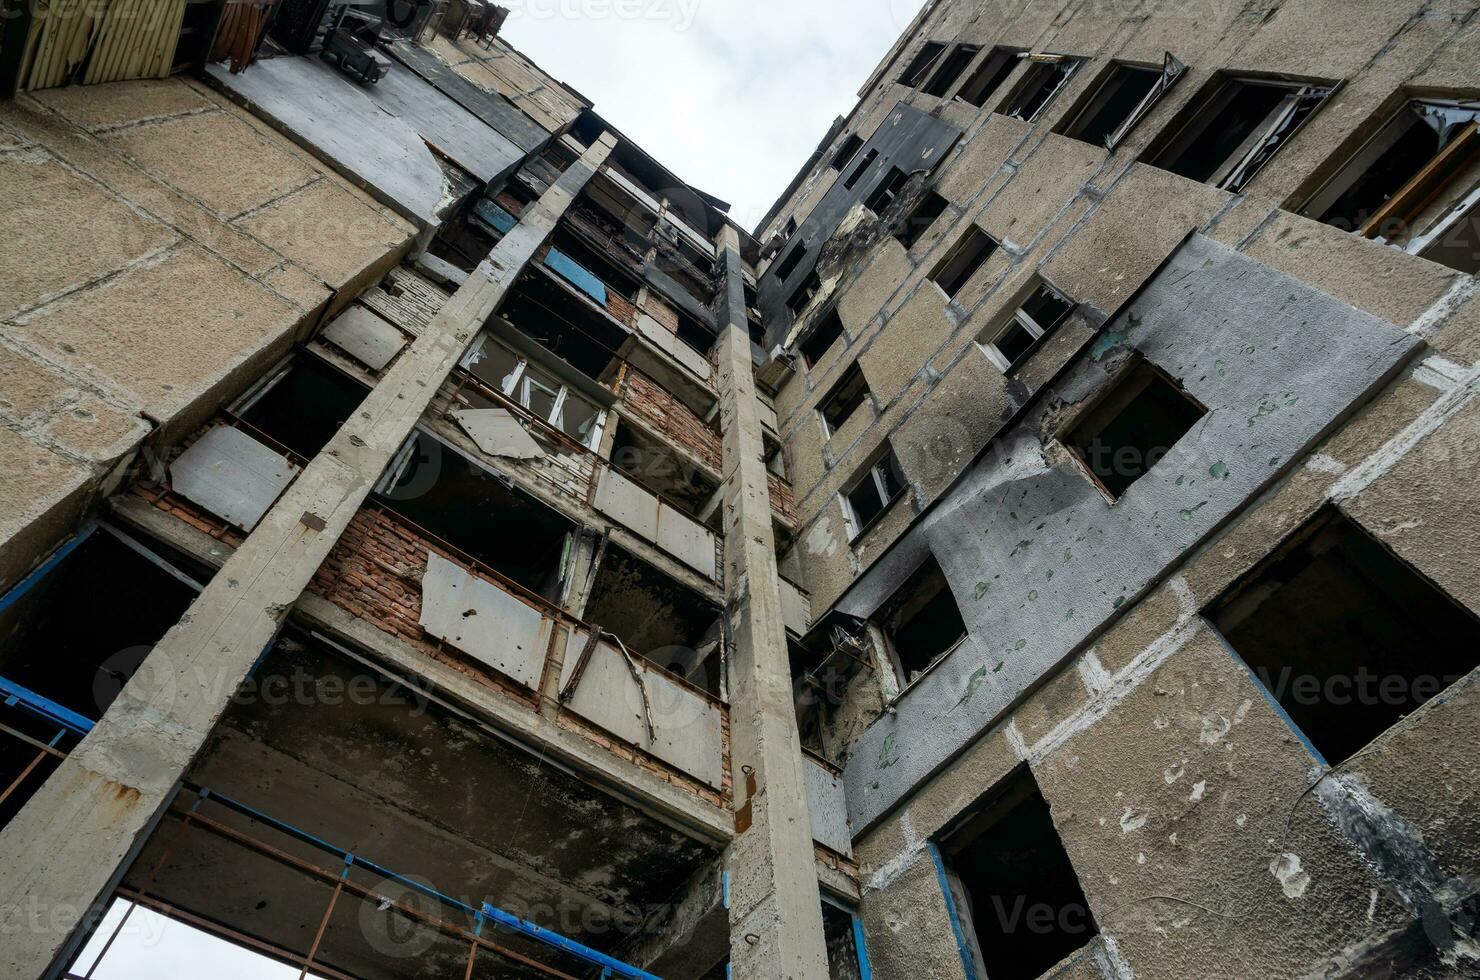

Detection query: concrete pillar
xmin=0 ymin=132 xmax=618 ymax=980
xmin=713 ymin=227 xmax=830 ymax=979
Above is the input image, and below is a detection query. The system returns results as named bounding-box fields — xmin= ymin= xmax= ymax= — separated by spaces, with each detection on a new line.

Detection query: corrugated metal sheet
xmin=169 ymin=425 xmax=297 ymax=531
xmin=419 ymin=552 xmax=550 ymax=690
xmin=18 ymin=0 xmax=189 ymax=93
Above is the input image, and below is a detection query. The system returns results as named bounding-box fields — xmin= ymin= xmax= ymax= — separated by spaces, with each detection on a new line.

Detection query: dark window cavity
xmin=980 ymin=281 xmax=1076 ymax=372
xmin=787 ymin=270 xmax=823 ymax=316
xmin=1060 ymin=54 xmax=1185 ymax=149
xmin=938 ymin=767 xmax=1099 ymax=980
xmin=1065 ymin=360 xmax=1207 ymax=499
xmin=843 ymin=449 xmax=907 ymax=539
xmin=1149 ymin=76 xmax=1333 ymax=193
xmin=1002 ymin=55 xmax=1084 ymax=122
xmin=1300 ymin=98 xmax=1480 ymax=274
xmin=830 ymin=134 xmax=865 ymax=171
xmin=1210 ymin=507 xmax=1480 ymax=765
xmin=923 ymin=44 xmax=981 ymax=98
xmin=896 ymin=190 xmax=949 ymax=249
xmin=958 ymin=47 xmax=1022 ymax=108
xmin=844 ymin=149 xmax=879 ymax=191
xmin=899 ymin=41 xmax=947 ymax=87
xmin=774 ymin=244 xmax=806 ymax=283
xmin=863 ymin=167 xmax=911 ymax=215
xmin=876 ymin=557 xmax=967 ymax=683
xmin=931 ymin=226 xmax=999 ymax=298
xmin=233 ymin=353 xmax=369 ymax=462
xmin=819 ymin=363 xmax=871 ymax=439
xmin=799 ymin=309 xmax=847 ymax=367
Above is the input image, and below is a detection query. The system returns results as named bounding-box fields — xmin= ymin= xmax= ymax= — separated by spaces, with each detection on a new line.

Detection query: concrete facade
xmin=1 ymin=2 xmax=1478 ymax=979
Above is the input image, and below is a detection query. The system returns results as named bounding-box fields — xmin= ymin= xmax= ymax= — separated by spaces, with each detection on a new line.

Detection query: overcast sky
xmin=501 ymin=0 xmax=929 ymax=232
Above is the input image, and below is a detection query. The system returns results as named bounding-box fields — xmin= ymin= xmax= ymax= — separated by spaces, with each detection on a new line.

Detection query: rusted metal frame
xmin=0 ymin=748 xmax=52 ymax=809
xmin=78 ymin=899 xmax=137 ymax=979
xmin=153 ymin=805 xmax=580 ymax=980
xmin=298 ymin=865 xmax=349 ymax=980
xmin=110 ymin=889 xmax=360 ymax=980
xmin=0 ymin=719 xmax=68 ymax=760
xmin=557 ymin=625 xmax=604 ymax=704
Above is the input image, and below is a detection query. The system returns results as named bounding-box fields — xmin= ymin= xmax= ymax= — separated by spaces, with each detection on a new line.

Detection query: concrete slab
xmin=384 ymin=40 xmax=550 ymax=153
xmin=170 ymin=425 xmax=298 ymax=531
xmin=0 ymin=151 xmax=176 ymax=320
xmin=803 ymin=756 xmax=851 ymax=856
xmin=30 ymin=78 xmax=213 ymax=132
xmin=419 ymin=551 xmax=550 ymax=690
xmin=320 ymin=305 xmax=407 ymax=371
xmin=105 ymin=110 xmax=316 ymax=220
xmin=206 ymin=57 xmax=447 ymax=227
xmin=452 ymin=407 xmax=545 ymax=459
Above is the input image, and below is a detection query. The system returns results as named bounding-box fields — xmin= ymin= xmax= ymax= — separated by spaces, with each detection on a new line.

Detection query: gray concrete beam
xmin=0 ymin=132 xmax=618 ymax=980
xmin=714 ymin=227 xmax=830 ymax=979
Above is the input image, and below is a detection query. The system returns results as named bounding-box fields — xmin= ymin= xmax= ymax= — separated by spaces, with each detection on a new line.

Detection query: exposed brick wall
xmin=130 ymin=481 xmax=246 ymax=548
xmin=606 ymin=290 xmax=638 ymax=328
xmin=642 ymin=291 xmax=680 ymax=333
xmin=622 ymin=368 xmax=722 ymax=472
xmin=768 ymin=471 xmax=798 ymax=528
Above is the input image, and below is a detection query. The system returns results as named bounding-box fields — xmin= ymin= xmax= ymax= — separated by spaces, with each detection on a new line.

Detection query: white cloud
xmin=502 ymin=0 xmax=929 ymax=231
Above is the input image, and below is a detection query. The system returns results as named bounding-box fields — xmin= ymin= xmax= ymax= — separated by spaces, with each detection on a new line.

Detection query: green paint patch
xmin=993 ymin=662 xmax=1006 ymax=673
xmin=1180 ymin=501 xmax=1209 ymax=521
xmin=952 ymin=665 xmax=990 ymax=711
xmin=975 ymin=581 xmax=991 ymax=600
xmin=878 ymin=734 xmax=900 ymax=770
xmin=1209 ymin=461 xmax=1229 ymax=480
xmin=1113 ymin=595 xmax=1126 ymax=608
xmin=1091 ymin=329 xmax=1128 ymax=361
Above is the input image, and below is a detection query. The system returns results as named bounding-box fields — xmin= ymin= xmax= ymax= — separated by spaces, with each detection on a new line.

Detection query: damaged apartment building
xmin=0 ymin=0 xmax=1479 ymax=977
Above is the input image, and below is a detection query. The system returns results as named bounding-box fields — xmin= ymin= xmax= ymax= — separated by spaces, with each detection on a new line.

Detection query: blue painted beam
xmin=0 ymin=676 xmax=95 ymax=737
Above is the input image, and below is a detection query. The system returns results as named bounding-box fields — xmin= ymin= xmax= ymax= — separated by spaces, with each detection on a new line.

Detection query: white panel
xmin=804 ymin=756 xmax=853 ymax=856
xmin=320 ymin=305 xmax=407 ymax=371
xmin=779 ymin=578 xmax=812 ymax=636
xmin=419 ymin=552 xmax=550 ymax=690
xmin=560 ymin=628 xmax=725 ymax=789
xmin=656 ymin=504 xmax=717 ymax=579
xmin=169 ymin=425 xmax=298 ymax=532
xmin=594 ymin=468 xmax=659 ymax=541
xmin=453 ymin=408 xmax=546 ymax=460
xmin=635 ymin=313 xmax=712 ymax=381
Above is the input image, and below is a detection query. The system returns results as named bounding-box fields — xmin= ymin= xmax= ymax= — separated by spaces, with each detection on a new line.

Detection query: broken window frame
xmin=1062 ymin=358 xmax=1209 ymax=502
xmin=798 ymin=307 xmax=848 ymax=368
xmin=818 ymin=362 xmax=872 ymax=440
xmin=979 ymin=280 xmax=1077 ymax=374
xmin=457 ymin=332 xmax=609 ymax=451
xmin=830 ymin=134 xmax=865 ymax=171
xmin=773 ymin=242 xmax=807 ymax=282
xmin=874 ymin=557 xmax=970 ymax=690
xmin=1059 ymin=53 xmax=1186 ymax=150
xmin=863 ymin=166 xmax=912 ymax=215
xmin=843 ymin=148 xmax=880 ymax=191
xmin=922 ymin=43 xmax=982 ymax=98
xmin=956 ymin=46 xmax=1024 ymax=109
xmin=787 ymin=270 xmax=823 ymax=317
xmin=930 ymin=225 xmax=1000 ymax=299
xmin=225 ymin=350 xmax=365 ymax=466
xmin=1299 ymin=98 xmax=1480 ymax=255
xmin=1000 ymin=53 xmax=1085 ymax=123
xmin=899 ymin=41 xmax=948 ymax=87
xmin=896 ymin=189 xmax=951 ymax=250
xmin=840 ymin=448 xmax=908 ymax=542
xmin=1151 ymin=75 xmax=1336 ymax=193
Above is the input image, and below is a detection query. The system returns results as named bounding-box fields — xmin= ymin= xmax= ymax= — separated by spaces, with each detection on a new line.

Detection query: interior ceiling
xmin=125 ymin=631 xmax=715 ymax=979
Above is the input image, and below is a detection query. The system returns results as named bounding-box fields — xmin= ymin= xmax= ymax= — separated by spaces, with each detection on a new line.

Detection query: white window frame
xmin=1004 ymin=53 xmax=1084 ymax=123
xmin=840 ymin=452 xmax=905 ymax=541
xmin=459 ymin=333 xmax=608 ymax=451
xmin=979 ymin=282 xmax=1076 ymax=374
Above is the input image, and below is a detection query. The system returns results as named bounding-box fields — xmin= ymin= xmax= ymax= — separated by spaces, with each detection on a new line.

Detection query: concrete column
xmin=0 ymin=132 xmax=618 ymax=980
xmin=713 ymin=227 xmax=830 ymax=979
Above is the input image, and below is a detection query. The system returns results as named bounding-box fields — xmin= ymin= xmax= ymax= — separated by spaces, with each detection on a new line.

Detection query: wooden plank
xmin=159 ymin=0 xmax=188 ymax=77
xmin=1360 ymin=122 xmax=1480 ymax=237
xmin=17 ymin=2 xmax=49 ymax=91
